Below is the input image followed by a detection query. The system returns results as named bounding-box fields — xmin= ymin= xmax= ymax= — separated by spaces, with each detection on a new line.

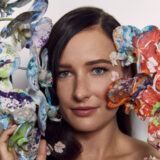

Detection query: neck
xmin=73 ymin=117 xmax=123 ymax=160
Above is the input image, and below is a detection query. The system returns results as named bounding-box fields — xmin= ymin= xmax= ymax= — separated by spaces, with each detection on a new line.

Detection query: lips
xmin=71 ymin=106 xmax=98 ymax=117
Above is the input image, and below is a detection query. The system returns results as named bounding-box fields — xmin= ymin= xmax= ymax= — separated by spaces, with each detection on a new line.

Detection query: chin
xmin=67 ymin=118 xmax=103 ymax=133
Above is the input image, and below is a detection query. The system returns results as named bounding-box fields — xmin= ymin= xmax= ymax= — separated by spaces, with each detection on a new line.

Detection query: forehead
xmin=60 ymin=27 xmax=116 ymax=64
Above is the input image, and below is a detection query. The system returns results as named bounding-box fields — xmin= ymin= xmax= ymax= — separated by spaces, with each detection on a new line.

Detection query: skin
xmin=57 ymin=26 xmax=123 ymax=133
xmin=0 ymin=25 xmax=160 ymax=160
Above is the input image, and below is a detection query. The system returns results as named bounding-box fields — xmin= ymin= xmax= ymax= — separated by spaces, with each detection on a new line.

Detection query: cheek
xmin=89 ymin=75 xmax=112 ymax=99
xmin=56 ymin=80 xmax=74 ymax=107
xmin=90 ymin=70 xmax=122 ymax=100
xmin=56 ymin=82 xmax=71 ymax=119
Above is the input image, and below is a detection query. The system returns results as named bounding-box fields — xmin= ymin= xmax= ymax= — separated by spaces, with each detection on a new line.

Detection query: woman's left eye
xmin=92 ymin=67 xmax=107 ymax=75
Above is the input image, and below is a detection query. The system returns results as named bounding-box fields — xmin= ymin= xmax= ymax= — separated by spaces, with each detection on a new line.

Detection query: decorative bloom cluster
xmin=0 ymin=1 xmax=57 ymax=160
xmin=107 ymin=25 xmax=160 ymax=140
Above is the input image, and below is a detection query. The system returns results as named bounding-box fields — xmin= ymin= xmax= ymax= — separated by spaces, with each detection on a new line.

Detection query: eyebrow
xmin=85 ymin=59 xmax=112 ymax=65
xmin=58 ymin=64 xmax=72 ymax=68
xmin=58 ymin=59 xmax=112 ymax=68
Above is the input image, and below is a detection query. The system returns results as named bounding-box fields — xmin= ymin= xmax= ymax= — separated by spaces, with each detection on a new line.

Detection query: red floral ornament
xmin=107 ymin=25 xmax=160 ymax=138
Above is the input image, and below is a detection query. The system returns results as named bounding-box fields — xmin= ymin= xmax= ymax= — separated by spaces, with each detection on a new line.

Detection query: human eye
xmin=58 ymin=71 xmax=71 ymax=78
xmin=92 ymin=67 xmax=108 ymax=75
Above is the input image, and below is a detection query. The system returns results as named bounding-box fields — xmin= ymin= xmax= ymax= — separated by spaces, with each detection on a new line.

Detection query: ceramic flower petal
xmin=0 ymin=88 xmax=36 ymax=115
xmin=0 ymin=0 xmax=14 ymax=17
xmin=0 ymin=0 xmax=32 ymax=17
xmin=8 ymin=122 xmax=32 ymax=151
xmin=16 ymin=128 xmax=41 ymax=160
xmin=153 ymin=71 xmax=160 ymax=93
xmin=113 ymin=25 xmax=160 ymax=72
xmin=0 ymin=115 xmax=11 ymax=132
xmin=107 ymin=72 xmax=160 ymax=136
xmin=26 ymin=17 xmax=53 ymax=49
xmin=113 ymin=25 xmax=140 ymax=66
xmin=1 ymin=11 xmax=41 ymax=39
xmin=7 ymin=0 xmax=32 ymax=8
xmin=0 ymin=42 xmax=20 ymax=78
xmin=12 ymin=108 xmax=37 ymax=124
xmin=45 ymin=88 xmax=57 ymax=121
xmin=38 ymin=99 xmax=47 ymax=135
xmin=39 ymin=49 xmax=53 ymax=87
xmin=148 ymin=115 xmax=160 ymax=137
xmin=133 ymin=26 xmax=160 ymax=74
xmin=41 ymin=48 xmax=48 ymax=70
xmin=113 ymin=25 xmax=140 ymax=53
xmin=27 ymin=56 xmax=39 ymax=91
xmin=133 ymin=25 xmax=160 ymax=49
xmin=29 ymin=0 xmax=48 ymax=20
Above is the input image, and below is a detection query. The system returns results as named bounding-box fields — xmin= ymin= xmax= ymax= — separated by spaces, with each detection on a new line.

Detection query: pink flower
xmin=54 ymin=141 xmax=66 ymax=153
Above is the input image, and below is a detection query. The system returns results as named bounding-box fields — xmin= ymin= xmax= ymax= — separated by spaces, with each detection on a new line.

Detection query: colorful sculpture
xmin=0 ymin=0 xmax=57 ymax=159
xmin=107 ymin=25 xmax=160 ymax=140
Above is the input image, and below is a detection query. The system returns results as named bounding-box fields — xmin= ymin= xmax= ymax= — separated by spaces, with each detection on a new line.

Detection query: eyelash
xmin=92 ymin=67 xmax=108 ymax=75
xmin=58 ymin=67 xmax=108 ymax=78
xmin=58 ymin=71 xmax=71 ymax=78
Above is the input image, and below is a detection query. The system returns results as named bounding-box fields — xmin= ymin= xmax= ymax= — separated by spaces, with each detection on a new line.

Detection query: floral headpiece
xmin=107 ymin=25 xmax=160 ymax=140
xmin=0 ymin=0 xmax=57 ymax=160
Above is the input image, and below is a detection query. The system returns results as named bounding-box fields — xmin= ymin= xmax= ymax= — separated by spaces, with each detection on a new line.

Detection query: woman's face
xmin=56 ymin=26 xmax=124 ymax=132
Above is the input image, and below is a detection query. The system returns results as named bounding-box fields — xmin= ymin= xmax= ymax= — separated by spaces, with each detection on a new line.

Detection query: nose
xmin=73 ymin=76 xmax=90 ymax=102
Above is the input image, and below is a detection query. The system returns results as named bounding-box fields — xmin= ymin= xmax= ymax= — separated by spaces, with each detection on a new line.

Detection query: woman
xmin=0 ymin=7 xmax=159 ymax=160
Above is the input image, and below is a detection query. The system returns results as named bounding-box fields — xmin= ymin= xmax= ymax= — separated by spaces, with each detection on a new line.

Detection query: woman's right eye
xmin=58 ymin=71 xmax=71 ymax=78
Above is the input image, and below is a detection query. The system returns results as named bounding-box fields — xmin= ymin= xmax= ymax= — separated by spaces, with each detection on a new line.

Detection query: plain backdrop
xmin=8 ymin=0 xmax=160 ymax=142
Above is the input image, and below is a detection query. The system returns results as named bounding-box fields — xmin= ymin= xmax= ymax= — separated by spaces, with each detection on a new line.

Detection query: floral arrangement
xmin=107 ymin=25 xmax=160 ymax=141
xmin=0 ymin=0 xmax=57 ymax=160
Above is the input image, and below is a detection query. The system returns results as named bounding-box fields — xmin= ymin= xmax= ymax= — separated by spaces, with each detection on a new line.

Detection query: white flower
xmin=54 ymin=141 xmax=66 ymax=153
xmin=109 ymin=51 xmax=118 ymax=66
xmin=111 ymin=71 xmax=120 ymax=81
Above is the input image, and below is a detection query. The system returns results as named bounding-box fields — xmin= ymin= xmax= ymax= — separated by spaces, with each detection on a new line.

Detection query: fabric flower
xmin=54 ymin=141 xmax=66 ymax=153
